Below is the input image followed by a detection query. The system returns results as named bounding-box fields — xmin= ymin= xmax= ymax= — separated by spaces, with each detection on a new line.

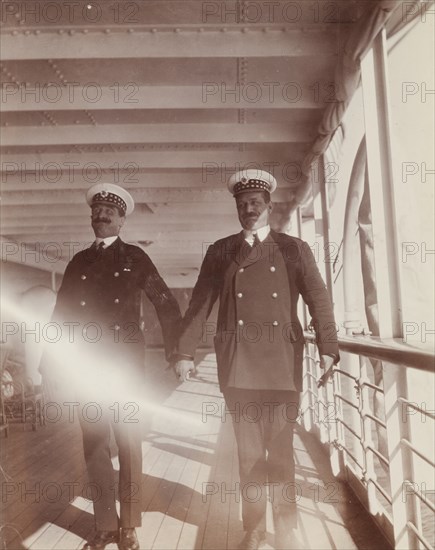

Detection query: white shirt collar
xmin=95 ymin=235 xmax=118 ymax=248
xmin=243 ymin=224 xmax=270 ymax=244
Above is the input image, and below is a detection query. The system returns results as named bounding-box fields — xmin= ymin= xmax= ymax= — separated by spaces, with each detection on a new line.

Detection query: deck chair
xmin=2 ymin=352 xmax=45 ymax=431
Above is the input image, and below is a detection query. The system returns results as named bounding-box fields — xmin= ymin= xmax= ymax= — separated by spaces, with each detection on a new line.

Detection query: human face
xmin=91 ymin=203 xmax=125 ymax=238
xmin=235 ymin=191 xmax=272 ymax=231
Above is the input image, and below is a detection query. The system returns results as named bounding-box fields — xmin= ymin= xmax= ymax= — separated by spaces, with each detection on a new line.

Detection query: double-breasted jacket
xmin=177 ymin=230 xmax=339 ymax=392
xmin=50 ymin=237 xmax=181 ymax=378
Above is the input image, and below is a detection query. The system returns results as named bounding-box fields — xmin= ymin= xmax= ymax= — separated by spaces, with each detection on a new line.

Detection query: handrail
xmin=304 ymin=331 xmax=434 ymax=372
xmin=302 ymin=330 xmax=434 ymax=549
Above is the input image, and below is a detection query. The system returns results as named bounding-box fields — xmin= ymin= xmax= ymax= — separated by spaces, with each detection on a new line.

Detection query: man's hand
xmin=317 ymin=355 xmax=336 ymax=388
xmin=173 ymin=359 xmax=195 ymax=382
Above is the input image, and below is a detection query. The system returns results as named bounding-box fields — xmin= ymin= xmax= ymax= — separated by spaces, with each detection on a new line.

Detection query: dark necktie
xmin=252 ymin=233 xmax=260 ymax=247
xmin=95 ymin=241 xmax=105 ymax=258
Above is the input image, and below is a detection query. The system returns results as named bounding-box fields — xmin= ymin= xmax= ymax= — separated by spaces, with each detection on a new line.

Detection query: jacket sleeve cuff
xmin=321 ymin=352 xmax=340 ymax=365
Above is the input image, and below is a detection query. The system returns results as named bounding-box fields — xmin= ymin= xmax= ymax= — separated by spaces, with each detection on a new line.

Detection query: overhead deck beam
xmin=1 ymin=85 xmax=323 ymax=111
xmin=0 ymin=151 xmax=305 ymax=171
xmin=0 ymin=0 xmax=358 ymax=28
xmin=1 ymin=187 xmax=294 ymax=205
xmin=0 ymin=236 xmax=67 ymax=274
xmin=1 ymin=172 xmax=300 ymax=191
xmin=2 ymin=123 xmax=314 ymax=147
xmin=1 ymin=29 xmax=339 ymax=60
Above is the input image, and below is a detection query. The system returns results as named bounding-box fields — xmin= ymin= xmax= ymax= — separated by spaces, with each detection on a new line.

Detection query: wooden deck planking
xmin=226 ymin=436 xmax=243 ymax=550
xmin=151 ymin=454 xmax=203 ymax=550
xmin=175 ymin=432 xmax=216 ymax=550
xmin=1 ymin=350 xmax=392 ymax=550
xmin=53 ymin=498 xmax=96 ymax=550
xmin=32 ymin=439 xmax=161 ymax=550
xmin=1 ymin=422 xmax=85 ymax=549
xmin=138 ymin=450 xmax=185 ymax=548
xmin=152 ymin=357 xmax=224 ymax=550
xmin=201 ymin=418 xmax=235 ymax=550
xmin=6 ymin=454 xmax=87 ymax=548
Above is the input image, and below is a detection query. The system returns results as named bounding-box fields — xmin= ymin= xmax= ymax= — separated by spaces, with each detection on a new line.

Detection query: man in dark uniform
xmin=48 ymin=184 xmax=181 ymax=550
xmin=173 ymin=170 xmax=339 ymax=550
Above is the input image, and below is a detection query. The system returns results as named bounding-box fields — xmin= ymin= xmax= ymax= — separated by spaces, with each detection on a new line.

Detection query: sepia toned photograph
xmin=0 ymin=1 xmax=434 ymax=549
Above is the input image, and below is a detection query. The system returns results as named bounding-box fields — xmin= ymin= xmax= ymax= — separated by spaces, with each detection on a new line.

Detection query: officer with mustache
xmin=173 ymin=170 xmax=339 ymax=549
xmin=49 ymin=184 xmax=181 ymax=550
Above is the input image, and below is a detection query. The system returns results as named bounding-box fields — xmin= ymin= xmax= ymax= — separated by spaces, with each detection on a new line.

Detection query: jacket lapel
xmin=238 ymin=230 xmax=276 ymax=268
xmin=228 ymin=232 xmax=248 ymax=267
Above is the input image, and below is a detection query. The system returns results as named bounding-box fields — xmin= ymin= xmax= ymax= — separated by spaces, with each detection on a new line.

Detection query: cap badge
xmin=240 ymin=176 xmax=248 ymax=184
xmin=100 ymin=190 xmax=108 ymax=198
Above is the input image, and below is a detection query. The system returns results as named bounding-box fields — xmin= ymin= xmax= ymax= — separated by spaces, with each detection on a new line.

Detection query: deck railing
xmin=301 ymin=331 xmax=435 ymax=550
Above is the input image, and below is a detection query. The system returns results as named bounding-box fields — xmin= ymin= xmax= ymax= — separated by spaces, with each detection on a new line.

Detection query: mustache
xmin=92 ymin=217 xmax=111 ymax=224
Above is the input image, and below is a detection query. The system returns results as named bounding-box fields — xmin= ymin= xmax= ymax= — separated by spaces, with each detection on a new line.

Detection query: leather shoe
xmin=238 ymin=530 xmax=266 ymax=550
xmin=82 ymin=530 xmax=119 ymax=550
xmin=119 ymin=528 xmax=140 ymax=550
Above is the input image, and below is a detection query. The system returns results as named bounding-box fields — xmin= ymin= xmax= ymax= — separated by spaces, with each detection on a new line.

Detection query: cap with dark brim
xmin=228 ymin=169 xmax=277 ymax=196
xmin=86 ymin=183 xmax=135 ymax=215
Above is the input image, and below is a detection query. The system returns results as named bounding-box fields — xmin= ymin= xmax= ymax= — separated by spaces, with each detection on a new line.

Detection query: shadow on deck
xmin=0 ymin=350 xmax=391 ymax=550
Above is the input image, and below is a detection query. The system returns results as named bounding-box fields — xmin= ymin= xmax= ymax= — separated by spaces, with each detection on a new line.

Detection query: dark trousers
xmin=223 ymin=388 xmax=300 ymax=534
xmin=78 ymin=402 xmax=143 ymax=530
